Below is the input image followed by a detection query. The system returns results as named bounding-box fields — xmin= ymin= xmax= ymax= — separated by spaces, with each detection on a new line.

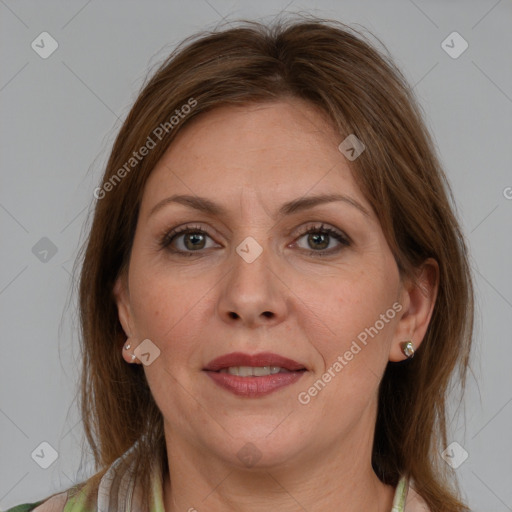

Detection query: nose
xmin=217 ymin=240 xmax=288 ymax=328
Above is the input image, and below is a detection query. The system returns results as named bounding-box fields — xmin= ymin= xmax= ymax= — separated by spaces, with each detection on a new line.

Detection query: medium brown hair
xmin=76 ymin=15 xmax=473 ymax=511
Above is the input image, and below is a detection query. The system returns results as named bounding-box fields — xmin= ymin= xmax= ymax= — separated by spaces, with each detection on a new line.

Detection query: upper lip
xmin=203 ymin=352 xmax=307 ymax=372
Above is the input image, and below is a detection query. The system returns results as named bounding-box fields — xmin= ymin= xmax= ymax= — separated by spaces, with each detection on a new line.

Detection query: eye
xmin=294 ymin=223 xmax=350 ymax=256
xmin=159 ymin=224 xmax=219 ymax=255
xmin=159 ymin=222 xmax=351 ymax=257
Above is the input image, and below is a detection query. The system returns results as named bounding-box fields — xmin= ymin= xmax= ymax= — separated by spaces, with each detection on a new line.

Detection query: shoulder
xmin=5 ymin=490 xmax=71 ymax=512
xmin=6 ymin=441 xmax=158 ymax=512
xmin=4 ymin=504 xmax=42 ymax=512
xmin=7 ymin=488 xmax=85 ymax=512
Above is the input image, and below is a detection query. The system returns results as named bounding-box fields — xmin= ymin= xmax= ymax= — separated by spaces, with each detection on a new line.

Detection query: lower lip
xmin=204 ymin=371 xmax=305 ymax=397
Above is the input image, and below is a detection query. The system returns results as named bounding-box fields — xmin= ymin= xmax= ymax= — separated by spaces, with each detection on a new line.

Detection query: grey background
xmin=1 ymin=1 xmax=511 ymax=510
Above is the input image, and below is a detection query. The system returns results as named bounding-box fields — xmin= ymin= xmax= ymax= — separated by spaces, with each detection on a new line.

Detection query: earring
xmin=400 ymin=340 xmax=415 ymax=359
xmin=123 ymin=342 xmax=137 ymax=362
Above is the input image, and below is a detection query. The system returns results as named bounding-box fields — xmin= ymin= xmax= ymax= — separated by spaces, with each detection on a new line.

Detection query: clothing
xmin=6 ymin=442 xmax=428 ymax=512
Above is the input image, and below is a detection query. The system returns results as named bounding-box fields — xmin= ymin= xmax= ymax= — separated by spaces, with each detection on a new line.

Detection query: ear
xmin=389 ymin=258 xmax=439 ymax=362
xmin=114 ymin=274 xmax=143 ymax=365
xmin=113 ymin=272 xmax=135 ymax=340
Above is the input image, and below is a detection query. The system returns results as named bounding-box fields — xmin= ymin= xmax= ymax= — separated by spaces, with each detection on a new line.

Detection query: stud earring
xmin=123 ymin=342 xmax=137 ymax=362
xmin=400 ymin=340 xmax=415 ymax=359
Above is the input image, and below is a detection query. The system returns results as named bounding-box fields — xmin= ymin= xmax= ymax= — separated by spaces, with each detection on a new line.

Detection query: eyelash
xmin=159 ymin=223 xmax=351 ymax=257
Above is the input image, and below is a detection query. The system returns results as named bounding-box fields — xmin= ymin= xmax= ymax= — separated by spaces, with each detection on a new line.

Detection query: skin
xmin=114 ymin=98 xmax=438 ymax=512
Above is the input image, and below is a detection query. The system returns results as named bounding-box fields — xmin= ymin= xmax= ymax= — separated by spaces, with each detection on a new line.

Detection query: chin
xmin=207 ymin=421 xmax=313 ymax=470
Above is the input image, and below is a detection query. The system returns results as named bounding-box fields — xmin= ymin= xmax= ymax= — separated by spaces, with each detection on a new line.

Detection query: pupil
xmin=310 ymin=233 xmax=328 ymax=250
xmin=185 ymin=233 xmax=205 ymax=250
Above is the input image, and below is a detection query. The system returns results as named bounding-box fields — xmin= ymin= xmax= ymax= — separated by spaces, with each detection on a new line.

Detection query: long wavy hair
xmin=75 ymin=15 xmax=473 ymax=511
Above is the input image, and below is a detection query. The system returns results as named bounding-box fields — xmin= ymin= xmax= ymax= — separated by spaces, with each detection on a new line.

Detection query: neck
xmin=162 ymin=425 xmax=395 ymax=512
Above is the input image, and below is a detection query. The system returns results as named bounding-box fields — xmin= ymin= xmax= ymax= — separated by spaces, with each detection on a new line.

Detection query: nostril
xmin=228 ymin=312 xmax=239 ymax=319
xmin=262 ymin=311 xmax=273 ymax=318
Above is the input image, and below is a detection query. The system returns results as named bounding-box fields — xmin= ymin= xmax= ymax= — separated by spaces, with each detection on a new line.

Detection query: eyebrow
xmin=148 ymin=193 xmax=370 ymax=219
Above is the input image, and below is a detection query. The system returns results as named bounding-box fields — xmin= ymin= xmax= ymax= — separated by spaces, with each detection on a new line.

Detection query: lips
xmin=203 ymin=352 xmax=306 ymax=372
xmin=203 ymin=352 xmax=307 ymax=398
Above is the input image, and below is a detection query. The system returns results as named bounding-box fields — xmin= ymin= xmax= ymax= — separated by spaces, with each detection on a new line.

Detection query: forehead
xmin=140 ymin=99 xmax=365 ymax=213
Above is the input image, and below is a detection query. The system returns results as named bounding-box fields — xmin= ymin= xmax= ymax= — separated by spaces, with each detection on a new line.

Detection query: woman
xmin=8 ymin=15 xmax=474 ymax=512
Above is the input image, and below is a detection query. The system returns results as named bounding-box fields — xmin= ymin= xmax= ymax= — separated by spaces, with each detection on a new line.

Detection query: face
xmin=115 ymin=98 xmax=419 ymax=470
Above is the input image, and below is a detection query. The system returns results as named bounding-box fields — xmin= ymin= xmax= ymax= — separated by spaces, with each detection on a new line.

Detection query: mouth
xmin=203 ymin=352 xmax=307 ymax=397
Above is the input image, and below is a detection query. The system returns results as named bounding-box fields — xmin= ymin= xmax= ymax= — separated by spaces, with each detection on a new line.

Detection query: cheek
xmin=293 ymin=272 xmax=399 ymax=429
xmin=291 ymin=257 xmax=400 ymax=382
xmin=301 ymin=264 xmax=397 ymax=331
xmin=128 ymin=260 xmax=219 ymax=370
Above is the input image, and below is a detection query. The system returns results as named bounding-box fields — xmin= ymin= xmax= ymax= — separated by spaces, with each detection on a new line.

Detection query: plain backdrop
xmin=1 ymin=1 xmax=511 ymax=510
